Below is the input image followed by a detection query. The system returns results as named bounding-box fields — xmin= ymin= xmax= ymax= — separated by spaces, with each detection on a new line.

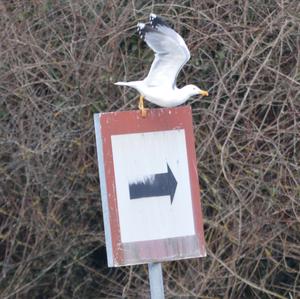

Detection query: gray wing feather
xmin=138 ymin=20 xmax=190 ymax=88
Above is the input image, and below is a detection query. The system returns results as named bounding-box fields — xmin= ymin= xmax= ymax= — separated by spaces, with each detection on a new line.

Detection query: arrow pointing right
xmin=129 ymin=164 xmax=177 ymax=204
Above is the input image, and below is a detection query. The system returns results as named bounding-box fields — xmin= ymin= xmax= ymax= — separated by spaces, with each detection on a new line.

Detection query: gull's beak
xmin=199 ymin=90 xmax=209 ymax=96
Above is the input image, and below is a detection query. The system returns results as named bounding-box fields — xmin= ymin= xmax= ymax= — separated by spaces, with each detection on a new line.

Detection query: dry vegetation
xmin=0 ymin=0 xmax=300 ymax=298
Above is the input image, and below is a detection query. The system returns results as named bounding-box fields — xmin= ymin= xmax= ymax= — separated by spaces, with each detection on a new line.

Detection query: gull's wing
xmin=137 ymin=14 xmax=190 ymax=88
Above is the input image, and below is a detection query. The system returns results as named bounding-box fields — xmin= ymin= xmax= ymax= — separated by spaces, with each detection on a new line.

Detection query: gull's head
xmin=183 ymin=84 xmax=209 ymax=97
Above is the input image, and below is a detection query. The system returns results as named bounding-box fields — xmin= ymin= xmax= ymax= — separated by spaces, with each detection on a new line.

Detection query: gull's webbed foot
xmin=138 ymin=95 xmax=148 ymax=117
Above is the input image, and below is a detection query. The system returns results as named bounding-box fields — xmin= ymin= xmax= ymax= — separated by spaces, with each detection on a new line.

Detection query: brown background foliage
xmin=0 ymin=0 xmax=299 ymax=298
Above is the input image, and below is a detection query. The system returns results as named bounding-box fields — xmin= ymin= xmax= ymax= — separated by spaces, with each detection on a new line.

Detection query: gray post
xmin=148 ymin=263 xmax=165 ymax=299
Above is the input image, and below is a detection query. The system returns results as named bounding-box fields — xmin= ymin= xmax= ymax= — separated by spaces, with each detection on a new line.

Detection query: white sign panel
xmin=111 ymin=129 xmax=195 ymax=243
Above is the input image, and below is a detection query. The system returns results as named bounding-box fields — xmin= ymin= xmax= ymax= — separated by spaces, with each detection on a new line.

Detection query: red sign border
xmin=97 ymin=106 xmax=206 ymax=266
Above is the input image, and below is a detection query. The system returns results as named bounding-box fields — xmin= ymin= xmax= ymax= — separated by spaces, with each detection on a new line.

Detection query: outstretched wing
xmin=137 ymin=14 xmax=190 ymax=88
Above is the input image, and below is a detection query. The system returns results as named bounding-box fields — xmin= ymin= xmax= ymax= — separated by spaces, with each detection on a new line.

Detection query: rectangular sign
xmin=94 ymin=106 xmax=206 ymax=267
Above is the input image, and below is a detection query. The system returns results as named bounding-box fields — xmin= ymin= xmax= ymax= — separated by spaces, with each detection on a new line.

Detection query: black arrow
xmin=129 ymin=164 xmax=177 ymax=204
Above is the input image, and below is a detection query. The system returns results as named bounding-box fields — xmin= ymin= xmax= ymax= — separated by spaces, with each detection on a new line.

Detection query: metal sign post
xmin=94 ymin=106 xmax=206 ymax=296
xmin=148 ymin=263 xmax=164 ymax=299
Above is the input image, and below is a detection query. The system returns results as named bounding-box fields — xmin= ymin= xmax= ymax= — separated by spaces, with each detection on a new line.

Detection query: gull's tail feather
xmin=114 ymin=81 xmax=140 ymax=88
xmin=114 ymin=81 xmax=129 ymax=86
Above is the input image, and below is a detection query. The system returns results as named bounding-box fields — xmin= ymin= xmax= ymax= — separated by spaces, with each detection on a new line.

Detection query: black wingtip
xmin=149 ymin=13 xmax=170 ymax=29
xmin=137 ymin=22 xmax=155 ymax=40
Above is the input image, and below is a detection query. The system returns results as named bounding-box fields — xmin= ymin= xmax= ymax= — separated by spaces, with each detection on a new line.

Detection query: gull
xmin=115 ymin=14 xmax=209 ymax=117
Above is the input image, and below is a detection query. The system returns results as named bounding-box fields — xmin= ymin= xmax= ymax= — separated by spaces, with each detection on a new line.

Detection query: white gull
xmin=115 ymin=13 xmax=208 ymax=116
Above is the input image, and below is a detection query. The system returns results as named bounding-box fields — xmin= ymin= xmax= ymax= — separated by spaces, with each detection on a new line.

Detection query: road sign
xmin=94 ymin=106 xmax=206 ymax=267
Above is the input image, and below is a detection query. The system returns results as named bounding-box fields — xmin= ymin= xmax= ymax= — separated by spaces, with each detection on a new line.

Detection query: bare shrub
xmin=0 ymin=0 xmax=299 ymax=298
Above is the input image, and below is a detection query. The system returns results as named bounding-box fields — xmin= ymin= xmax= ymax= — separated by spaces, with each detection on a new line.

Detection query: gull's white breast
xmin=141 ymin=85 xmax=186 ymax=107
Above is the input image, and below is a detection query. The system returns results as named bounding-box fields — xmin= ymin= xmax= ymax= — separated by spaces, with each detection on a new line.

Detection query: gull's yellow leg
xmin=138 ymin=95 xmax=147 ymax=117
